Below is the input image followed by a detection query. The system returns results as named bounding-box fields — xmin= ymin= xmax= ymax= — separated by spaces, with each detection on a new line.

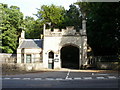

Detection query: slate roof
xmin=18 ymin=39 xmax=43 ymax=49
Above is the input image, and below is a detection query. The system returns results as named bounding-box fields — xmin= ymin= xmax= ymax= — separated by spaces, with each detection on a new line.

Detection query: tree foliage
xmin=36 ymin=4 xmax=65 ymax=29
xmin=0 ymin=2 xmax=120 ymax=56
xmin=64 ymin=4 xmax=82 ymax=31
xmin=76 ymin=2 xmax=120 ymax=55
xmin=0 ymin=3 xmax=23 ymax=53
xmin=24 ymin=16 xmax=43 ymax=39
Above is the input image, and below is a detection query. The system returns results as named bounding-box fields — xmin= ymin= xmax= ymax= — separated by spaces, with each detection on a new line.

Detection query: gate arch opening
xmin=60 ymin=45 xmax=79 ymax=69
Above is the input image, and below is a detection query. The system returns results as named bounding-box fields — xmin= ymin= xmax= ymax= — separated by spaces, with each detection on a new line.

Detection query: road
xmin=2 ymin=70 xmax=120 ymax=88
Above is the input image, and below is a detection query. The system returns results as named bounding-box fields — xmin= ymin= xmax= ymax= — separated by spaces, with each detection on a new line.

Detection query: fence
xmin=88 ymin=55 xmax=119 ymax=64
xmin=88 ymin=55 xmax=120 ymax=70
xmin=94 ymin=55 xmax=119 ymax=63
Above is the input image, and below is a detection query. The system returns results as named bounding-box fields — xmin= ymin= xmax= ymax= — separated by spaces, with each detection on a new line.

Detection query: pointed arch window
xmin=48 ymin=51 xmax=54 ymax=59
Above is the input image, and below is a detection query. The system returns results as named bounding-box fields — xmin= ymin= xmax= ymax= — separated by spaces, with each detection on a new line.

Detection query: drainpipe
xmin=43 ymin=24 xmax=46 ymax=36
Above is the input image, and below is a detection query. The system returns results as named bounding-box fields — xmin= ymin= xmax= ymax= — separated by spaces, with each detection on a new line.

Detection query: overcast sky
xmin=1 ymin=0 xmax=77 ymax=19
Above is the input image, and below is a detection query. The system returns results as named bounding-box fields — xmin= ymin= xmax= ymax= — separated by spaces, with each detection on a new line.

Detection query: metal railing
xmin=88 ymin=55 xmax=119 ymax=65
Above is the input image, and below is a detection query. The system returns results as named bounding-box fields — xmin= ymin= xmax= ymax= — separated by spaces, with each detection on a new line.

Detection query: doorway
xmin=61 ymin=45 xmax=79 ymax=69
xmin=48 ymin=51 xmax=54 ymax=69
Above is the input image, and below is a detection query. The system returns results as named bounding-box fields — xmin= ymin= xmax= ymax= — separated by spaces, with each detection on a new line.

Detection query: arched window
xmin=48 ymin=51 xmax=54 ymax=59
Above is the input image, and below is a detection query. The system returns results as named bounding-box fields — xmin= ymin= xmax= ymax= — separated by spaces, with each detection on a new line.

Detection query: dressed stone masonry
xmin=17 ymin=20 xmax=88 ymax=70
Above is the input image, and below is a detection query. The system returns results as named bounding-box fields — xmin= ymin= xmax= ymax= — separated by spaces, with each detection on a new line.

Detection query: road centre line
xmin=45 ymin=78 xmax=55 ymax=80
xmin=4 ymin=78 xmax=10 ymax=80
xmin=108 ymin=76 xmax=116 ymax=79
xmin=2 ymin=75 xmax=119 ymax=80
xmin=66 ymin=78 xmax=72 ymax=80
xmin=83 ymin=77 xmax=92 ymax=79
xmin=96 ymin=77 xmax=105 ymax=79
xmin=34 ymin=78 xmax=42 ymax=80
xmin=56 ymin=78 xmax=63 ymax=80
xmin=74 ymin=78 xmax=82 ymax=80
xmin=23 ymin=78 xmax=31 ymax=80
xmin=13 ymin=78 xmax=20 ymax=80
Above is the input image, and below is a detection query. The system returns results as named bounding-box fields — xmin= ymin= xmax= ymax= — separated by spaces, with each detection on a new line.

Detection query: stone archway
xmin=60 ymin=45 xmax=79 ymax=69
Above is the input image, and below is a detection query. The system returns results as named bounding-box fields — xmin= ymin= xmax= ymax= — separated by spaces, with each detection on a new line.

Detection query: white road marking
xmin=96 ymin=77 xmax=105 ymax=79
xmin=23 ymin=78 xmax=30 ymax=80
xmin=65 ymin=78 xmax=72 ymax=80
xmin=4 ymin=78 xmax=10 ymax=80
xmin=67 ymin=71 xmax=70 ymax=76
xmin=3 ymin=75 xmax=118 ymax=81
xmin=94 ymin=74 xmax=109 ymax=75
xmin=65 ymin=75 xmax=69 ymax=79
xmin=45 ymin=78 xmax=54 ymax=80
xmin=56 ymin=78 xmax=63 ymax=80
xmin=65 ymin=70 xmax=70 ymax=79
xmin=74 ymin=78 xmax=82 ymax=80
xmin=108 ymin=76 xmax=116 ymax=79
xmin=83 ymin=77 xmax=92 ymax=80
xmin=34 ymin=78 xmax=42 ymax=80
xmin=12 ymin=78 xmax=20 ymax=80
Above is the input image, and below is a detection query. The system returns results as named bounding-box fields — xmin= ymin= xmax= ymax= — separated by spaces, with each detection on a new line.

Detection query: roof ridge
xmin=24 ymin=39 xmax=42 ymax=41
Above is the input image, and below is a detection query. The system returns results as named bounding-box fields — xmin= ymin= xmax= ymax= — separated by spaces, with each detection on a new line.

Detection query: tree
xmin=64 ymin=4 xmax=82 ymax=31
xmin=24 ymin=16 xmax=43 ymax=39
xmin=36 ymin=4 xmax=65 ymax=29
xmin=76 ymin=2 xmax=120 ymax=55
xmin=0 ymin=3 xmax=23 ymax=53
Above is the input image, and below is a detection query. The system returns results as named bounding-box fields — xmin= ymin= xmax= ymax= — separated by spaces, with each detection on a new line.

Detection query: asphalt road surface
xmin=2 ymin=70 xmax=120 ymax=88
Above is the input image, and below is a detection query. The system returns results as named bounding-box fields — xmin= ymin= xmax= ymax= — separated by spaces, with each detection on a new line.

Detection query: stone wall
xmin=0 ymin=53 xmax=17 ymax=63
xmin=0 ymin=53 xmax=44 ymax=71
xmin=96 ymin=62 xmax=120 ymax=70
xmin=2 ymin=63 xmax=44 ymax=72
xmin=16 ymin=63 xmax=44 ymax=71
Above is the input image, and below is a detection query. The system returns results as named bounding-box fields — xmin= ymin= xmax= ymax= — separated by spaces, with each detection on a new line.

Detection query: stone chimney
xmin=21 ymin=30 xmax=25 ymax=39
xmin=19 ymin=30 xmax=25 ymax=44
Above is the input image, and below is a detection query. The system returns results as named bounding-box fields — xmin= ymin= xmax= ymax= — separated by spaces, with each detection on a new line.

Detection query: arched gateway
xmin=17 ymin=20 xmax=87 ymax=70
xmin=61 ymin=45 xmax=79 ymax=69
xmin=42 ymin=20 xmax=88 ymax=69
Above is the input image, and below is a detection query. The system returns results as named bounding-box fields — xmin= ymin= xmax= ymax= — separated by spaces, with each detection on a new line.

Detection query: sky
xmin=1 ymin=0 xmax=77 ymax=19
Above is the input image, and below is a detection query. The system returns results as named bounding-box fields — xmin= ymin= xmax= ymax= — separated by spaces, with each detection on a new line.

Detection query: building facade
xmin=17 ymin=20 xmax=88 ymax=70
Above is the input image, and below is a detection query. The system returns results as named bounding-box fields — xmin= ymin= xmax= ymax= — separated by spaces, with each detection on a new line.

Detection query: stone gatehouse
xmin=17 ymin=20 xmax=87 ymax=70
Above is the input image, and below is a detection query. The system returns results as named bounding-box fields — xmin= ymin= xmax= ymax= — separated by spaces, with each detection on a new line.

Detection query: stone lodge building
xmin=17 ymin=20 xmax=87 ymax=70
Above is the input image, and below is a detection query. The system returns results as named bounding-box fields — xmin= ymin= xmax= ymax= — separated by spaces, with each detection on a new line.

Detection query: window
xmin=26 ymin=54 xmax=31 ymax=63
xmin=21 ymin=54 xmax=24 ymax=63
xmin=48 ymin=51 xmax=54 ymax=59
